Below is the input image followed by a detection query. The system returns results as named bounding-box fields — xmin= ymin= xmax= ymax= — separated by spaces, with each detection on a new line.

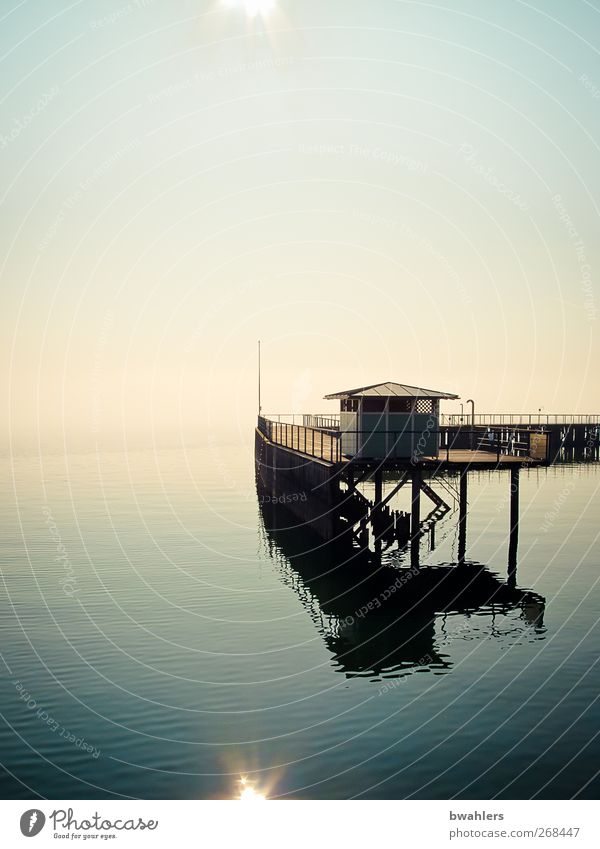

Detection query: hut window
xmin=389 ymin=397 xmax=413 ymax=413
xmin=341 ymin=399 xmax=358 ymax=412
xmin=363 ymin=398 xmax=386 ymax=412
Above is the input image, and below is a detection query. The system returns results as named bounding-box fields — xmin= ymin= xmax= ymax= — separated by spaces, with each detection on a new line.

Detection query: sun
xmin=222 ymin=0 xmax=277 ymax=18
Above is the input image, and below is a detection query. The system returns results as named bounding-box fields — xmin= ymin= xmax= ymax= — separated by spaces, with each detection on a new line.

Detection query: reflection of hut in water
xmin=258 ymin=484 xmax=545 ymax=680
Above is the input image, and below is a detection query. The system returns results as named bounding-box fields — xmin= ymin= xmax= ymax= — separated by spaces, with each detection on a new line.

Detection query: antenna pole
xmin=258 ymin=340 xmax=261 ymax=415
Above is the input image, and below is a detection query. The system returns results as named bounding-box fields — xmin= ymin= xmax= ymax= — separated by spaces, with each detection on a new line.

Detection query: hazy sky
xmin=1 ymin=0 xmax=599 ymax=450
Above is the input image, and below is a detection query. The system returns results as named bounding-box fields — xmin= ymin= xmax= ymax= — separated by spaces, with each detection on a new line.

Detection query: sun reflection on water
xmin=222 ymin=0 xmax=277 ymax=19
xmin=238 ymin=775 xmax=267 ymax=801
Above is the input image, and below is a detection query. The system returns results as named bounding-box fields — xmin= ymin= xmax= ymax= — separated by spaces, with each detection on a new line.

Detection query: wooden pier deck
xmin=318 ymin=448 xmax=534 ymax=469
xmin=256 ymin=435 xmax=533 ymax=470
xmin=424 ymin=449 xmax=534 ymax=467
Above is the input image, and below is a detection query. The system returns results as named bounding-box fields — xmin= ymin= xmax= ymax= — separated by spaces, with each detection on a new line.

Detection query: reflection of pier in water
xmin=258 ymin=488 xmax=546 ymax=680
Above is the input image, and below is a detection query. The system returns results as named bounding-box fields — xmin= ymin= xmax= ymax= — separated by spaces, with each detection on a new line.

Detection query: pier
xmin=255 ymin=381 xmax=600 ymax=566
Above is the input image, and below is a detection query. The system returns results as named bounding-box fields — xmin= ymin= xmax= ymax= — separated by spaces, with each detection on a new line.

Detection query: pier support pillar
xmin=374 ymin=471 xmax=383 ymax=506
xmin=373 ymin=470 xmax=383 ymax=558
xmin=411 ymin=469 xmax=422 ymax=568
xmin=458 ymin=469 xmax=468 ymax=565
xmin=508 ymin=466 xmax=520 ymax=588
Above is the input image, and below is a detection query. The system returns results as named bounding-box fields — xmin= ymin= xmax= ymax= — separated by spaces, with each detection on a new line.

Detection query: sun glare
xmin=223 ymin=0 xmax=277 ymax=18
xmin=238 ymin=776 xmax=267 ymax=801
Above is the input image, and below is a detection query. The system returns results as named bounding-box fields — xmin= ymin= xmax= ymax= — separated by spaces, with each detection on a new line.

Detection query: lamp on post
xmin=466 ymin=399 xmax=475 ymax=427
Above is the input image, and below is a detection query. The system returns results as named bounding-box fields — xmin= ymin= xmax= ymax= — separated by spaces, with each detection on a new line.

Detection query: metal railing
xmin=440 ymin=427 xmax=550 ymax=462
xmin=302 ymin=414 xmax=340 ymax=430
xmin=258 ymin=415 xmax=342 ymax=462
xmin=258 ymin=416 xmax=551 ymax=464
xmin=262 ymin=412 xmax=340 ymax=426
xmin=266 ymin=412 xmax=599 ymax=427
xmin=442 ymin=413 xmax=600 ymax=427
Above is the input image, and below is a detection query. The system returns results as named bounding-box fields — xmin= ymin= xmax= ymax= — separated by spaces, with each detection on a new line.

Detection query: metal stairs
xmin=419 ymin=480 xmax=451 ymax=533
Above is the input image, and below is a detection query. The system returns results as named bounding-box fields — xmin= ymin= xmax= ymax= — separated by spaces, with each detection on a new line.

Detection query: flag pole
xmin=258 ymin=340 xmax=261 ymax=415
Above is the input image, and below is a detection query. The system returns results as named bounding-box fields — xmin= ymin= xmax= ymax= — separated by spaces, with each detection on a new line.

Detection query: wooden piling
xmin=458 ymin=469 xmax=468 ymax=564
xmin=508 ymin=466 xmax=520 ymax=587
xmin=374 ymin=470 xmax=383 ymax=557
xmin=411 ymin=469 xmax=422 ymax=568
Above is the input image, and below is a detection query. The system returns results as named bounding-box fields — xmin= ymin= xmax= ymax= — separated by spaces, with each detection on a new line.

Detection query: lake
xmin=0 ymin=443 xmax=598 ymax=799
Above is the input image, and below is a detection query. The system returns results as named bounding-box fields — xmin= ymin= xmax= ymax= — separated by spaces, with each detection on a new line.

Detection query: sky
xmin=1 ymin=0 xmax=599 ymax=451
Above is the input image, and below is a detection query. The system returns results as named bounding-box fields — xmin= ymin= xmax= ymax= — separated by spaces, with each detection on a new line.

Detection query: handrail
xmin=262 ymin=412 xmax=340 ymax=425
xmin=266 ymin=412 xmax=599 ymax=426
xmin=258 ymin=415 xmax=342 ymax=463
xmin=441 ymin=414 xmax=600 ymax=426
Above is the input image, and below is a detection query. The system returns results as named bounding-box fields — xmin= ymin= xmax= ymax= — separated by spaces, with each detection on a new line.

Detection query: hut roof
xmin=324 ymin=381 xmax=459 ymax=400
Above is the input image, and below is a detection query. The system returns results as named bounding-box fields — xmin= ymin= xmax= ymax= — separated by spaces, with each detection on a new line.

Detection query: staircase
xmin=434 ymin=475 xmax=461 ymax=505
xmin=419 ymin=480 xmax=451 ymax=533
xmin=339 ymin=476 xmax=451 ymax=552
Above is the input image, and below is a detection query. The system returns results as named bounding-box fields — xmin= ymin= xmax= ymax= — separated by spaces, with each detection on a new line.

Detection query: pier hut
xmin=324 ymin=381 xmax=459 ymax=460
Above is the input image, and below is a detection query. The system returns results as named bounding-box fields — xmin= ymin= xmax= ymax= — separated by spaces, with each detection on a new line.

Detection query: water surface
xmin=0 ymin=445 xmax=598 ymax=799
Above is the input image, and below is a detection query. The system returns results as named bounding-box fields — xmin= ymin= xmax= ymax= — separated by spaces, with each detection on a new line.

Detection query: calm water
xmin=1 ymin=443 xmax=599 ymax=799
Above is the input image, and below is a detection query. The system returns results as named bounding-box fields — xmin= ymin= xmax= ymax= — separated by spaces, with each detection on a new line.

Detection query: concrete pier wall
xmin=255 ymin=428 xmax=341 ymax=540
